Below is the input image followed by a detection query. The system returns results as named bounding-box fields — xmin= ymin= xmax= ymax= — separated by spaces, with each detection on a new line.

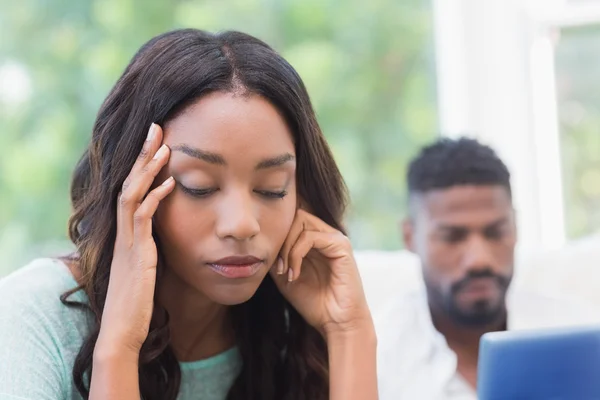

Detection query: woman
xmin=0 ymin=29 xmax=377 ymax=399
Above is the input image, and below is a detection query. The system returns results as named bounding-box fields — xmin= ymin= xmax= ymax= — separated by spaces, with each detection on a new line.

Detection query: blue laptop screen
xmin=478 ymin=325 xmax=600 ymax=400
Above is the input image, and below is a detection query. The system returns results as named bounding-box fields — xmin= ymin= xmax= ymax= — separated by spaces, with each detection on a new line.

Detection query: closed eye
xmin=255 ymin=190 xmax=287 ymax=199
xmin=179 ymin=184 xmax=217 ymax=198
xmin=179 ymin=184 xmax=287 ymax=200
xmin=484 ymin=226 xmax=507 ymax=240
xmin=440 ymin=229 xmax=468 ymax=244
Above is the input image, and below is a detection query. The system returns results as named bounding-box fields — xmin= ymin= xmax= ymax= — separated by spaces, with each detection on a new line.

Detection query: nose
xmin=215 ymin=191 xmax=260 ymax=241
xmin=461 ymin=234 xmax=494 ymax=272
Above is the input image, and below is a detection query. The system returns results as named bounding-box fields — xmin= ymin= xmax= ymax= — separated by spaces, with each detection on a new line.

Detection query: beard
xmin=428 ymin=269 xmax=512 ymax=327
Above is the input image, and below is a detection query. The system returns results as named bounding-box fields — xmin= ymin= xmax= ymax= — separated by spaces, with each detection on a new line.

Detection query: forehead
xmin=163 ymin=91 xmax=295 ymax=156
xmin=415 ymin=185 xmax=512 ymax=225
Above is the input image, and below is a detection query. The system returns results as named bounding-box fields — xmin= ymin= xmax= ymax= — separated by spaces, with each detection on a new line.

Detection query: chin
xmin=210 ymin=293 xmax=256 ymax=306
xmin=452 ymin=299 xmax=505 ymax=326
xmin=456 ymin=290 xmax=503 ymax=311
xmin=202 ymin=281 xmax=264 ymax=306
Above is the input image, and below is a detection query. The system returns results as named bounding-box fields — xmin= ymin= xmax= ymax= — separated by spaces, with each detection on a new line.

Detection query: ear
xmin=401 ymin=218 xmax=416 ymax=253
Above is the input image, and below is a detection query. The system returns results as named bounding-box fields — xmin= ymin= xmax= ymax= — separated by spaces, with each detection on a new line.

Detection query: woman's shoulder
xmin=0 ymin=258 xmax=90 ymax=399
xmin=0 ymin=257 xmax=91 ymax=340
xmin=0 ymin=257 xmax=84 ymax=303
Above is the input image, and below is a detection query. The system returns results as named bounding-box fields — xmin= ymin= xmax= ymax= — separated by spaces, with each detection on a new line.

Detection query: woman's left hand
xmin=270 ymin=209 xmax=373 ymax=339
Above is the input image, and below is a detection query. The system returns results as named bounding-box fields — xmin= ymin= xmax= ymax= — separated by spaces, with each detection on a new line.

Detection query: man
xmin=375 ymin=137 xmax=595 ymax=399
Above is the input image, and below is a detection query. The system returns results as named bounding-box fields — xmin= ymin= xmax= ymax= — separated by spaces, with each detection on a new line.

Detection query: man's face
xmin=404 ymin=185 xmax=516 ymax=326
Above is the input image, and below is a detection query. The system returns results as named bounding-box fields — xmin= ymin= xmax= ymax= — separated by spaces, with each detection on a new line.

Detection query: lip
xmin=208 ymin=255 xmax=264 ymax=279
xmin=212 ymin=256 xmax=262 ymax=265
xmin=458 ymin=278 xmax=499 ymax=297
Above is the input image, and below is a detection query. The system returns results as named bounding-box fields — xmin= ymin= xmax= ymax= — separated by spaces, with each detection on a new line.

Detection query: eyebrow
xmin=171 ymin=144 xmax=295 ymax=170
xmin=437 ymin=217 xmax=510 ymax=231
xmin=171 ymin=144 xmax=225 ymax=165
xmin=484 ymin=217 xmax=511 ymax=230
xmin=437 ymin=225 xmax=466 ymax=231
xmin=255 ymin=153 xmax=295 ymax=170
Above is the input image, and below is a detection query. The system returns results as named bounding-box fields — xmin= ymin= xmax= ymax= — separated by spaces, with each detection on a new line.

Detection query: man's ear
xmin=401 ymin=218 xmax=416 ymax=253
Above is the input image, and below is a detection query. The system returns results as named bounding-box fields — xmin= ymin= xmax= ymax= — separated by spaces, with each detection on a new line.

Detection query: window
xmin=433 ymin=0 xmax=600 ymax=251
xmin=555 ymin=24 xmax=600 ymax=239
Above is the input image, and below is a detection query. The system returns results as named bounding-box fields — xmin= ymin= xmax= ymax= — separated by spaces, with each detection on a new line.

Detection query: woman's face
xmin=154 ymin=91 xmax=297 ymax=305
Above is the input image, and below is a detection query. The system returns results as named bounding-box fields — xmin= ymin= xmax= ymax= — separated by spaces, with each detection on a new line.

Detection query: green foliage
xmin=0 ymin=0 xmax=437 ymax=275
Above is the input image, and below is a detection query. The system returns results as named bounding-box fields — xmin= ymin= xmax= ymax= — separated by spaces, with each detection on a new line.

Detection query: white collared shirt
xmin=375 ymin=289 xmax=597 ymax=400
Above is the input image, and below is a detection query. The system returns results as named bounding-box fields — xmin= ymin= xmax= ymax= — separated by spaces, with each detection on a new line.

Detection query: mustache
xmin=451 ymin=269 xmax=510 ymax=294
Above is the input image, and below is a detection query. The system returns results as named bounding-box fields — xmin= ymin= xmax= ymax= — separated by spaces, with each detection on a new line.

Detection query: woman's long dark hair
xmin=61 ymin=29 xmax=348 ymax=399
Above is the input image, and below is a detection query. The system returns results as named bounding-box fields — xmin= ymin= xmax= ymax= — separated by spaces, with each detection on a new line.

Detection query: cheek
xmin=154 ymin=193 xmax=212 ymax=252
xmin=424 ymin=242 xmax=463 ymax=286
xmin=261 ymin=198 xmax=297 ymax=251
xmin=493 ymin=242 xmax=515 ymax=271
xmin=426 ymin=240 xmax=455 ymax=269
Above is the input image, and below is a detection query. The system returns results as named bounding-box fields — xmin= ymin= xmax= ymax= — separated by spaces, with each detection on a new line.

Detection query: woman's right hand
xmin=95 ymin=123 xmax=175 ymax=358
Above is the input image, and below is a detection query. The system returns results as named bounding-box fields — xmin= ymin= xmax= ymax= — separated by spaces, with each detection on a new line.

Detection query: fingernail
xmin=277 ymin=258 xmax=284 ymax=275
xmin=288 ymin=268 xmax=294 ymax=282
xmin=146 ymin=123 xmax=157 ymax=141
xmin=153 ymin=144 xmax=168 ymax=160
xmin=162 ymin=176 xmax=174 ymax=186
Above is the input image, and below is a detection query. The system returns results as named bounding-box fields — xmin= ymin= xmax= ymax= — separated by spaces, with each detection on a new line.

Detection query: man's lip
xmin=458 ymin=278 xmax=499 ymax=293
xmin=210 ymin=256 xmax=263 ymax=265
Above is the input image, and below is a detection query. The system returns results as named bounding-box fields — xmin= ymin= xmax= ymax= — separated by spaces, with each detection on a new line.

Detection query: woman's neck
xmin=158 ymin=267 xmax=235 ymax=362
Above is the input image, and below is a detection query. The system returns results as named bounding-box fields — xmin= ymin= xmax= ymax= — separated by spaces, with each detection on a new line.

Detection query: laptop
xmin=478 ymin=325 xmax=600 ymax=400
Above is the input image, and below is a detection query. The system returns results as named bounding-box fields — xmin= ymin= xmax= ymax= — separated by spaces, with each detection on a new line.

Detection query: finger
xmin=279 ymin=215 xmax=305 ymax=275
xmin=124 ymin=143 xmax=171 ymax=201
xmin=120 ymin=123 xmax=165 ymax=201
xmin=128 ymin=123 xmax=163 ymax=182
xmin=280 ymin=209 xmax=337 ymax=275
xmin=296 ymin=209 xmax=338 ymax=234
xmin=117 ymin=123 xmax=163 ymax=238
xmin=132 ymin=176 xmax=176 ymax=242
xmin=288 ymin=230 xmax=351 ymax=282
xmin=118 ymin=143 xmax=171 ymax=236
xmin=115 ymin=191 xmax=130 ymax=249
xmin=269 ymin=263 xmax=295 ymax=297
xmin=287 ymin=231 xmax=320 ymax=282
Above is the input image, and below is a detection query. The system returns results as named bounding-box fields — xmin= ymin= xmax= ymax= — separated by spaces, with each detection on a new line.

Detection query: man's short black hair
xmin=407 ymin=137 xmax=511 ymax=197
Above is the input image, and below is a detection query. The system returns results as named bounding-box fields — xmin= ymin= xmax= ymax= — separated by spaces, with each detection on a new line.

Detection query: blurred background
xmin=0 ymin=0 xmax=598 ymax=276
